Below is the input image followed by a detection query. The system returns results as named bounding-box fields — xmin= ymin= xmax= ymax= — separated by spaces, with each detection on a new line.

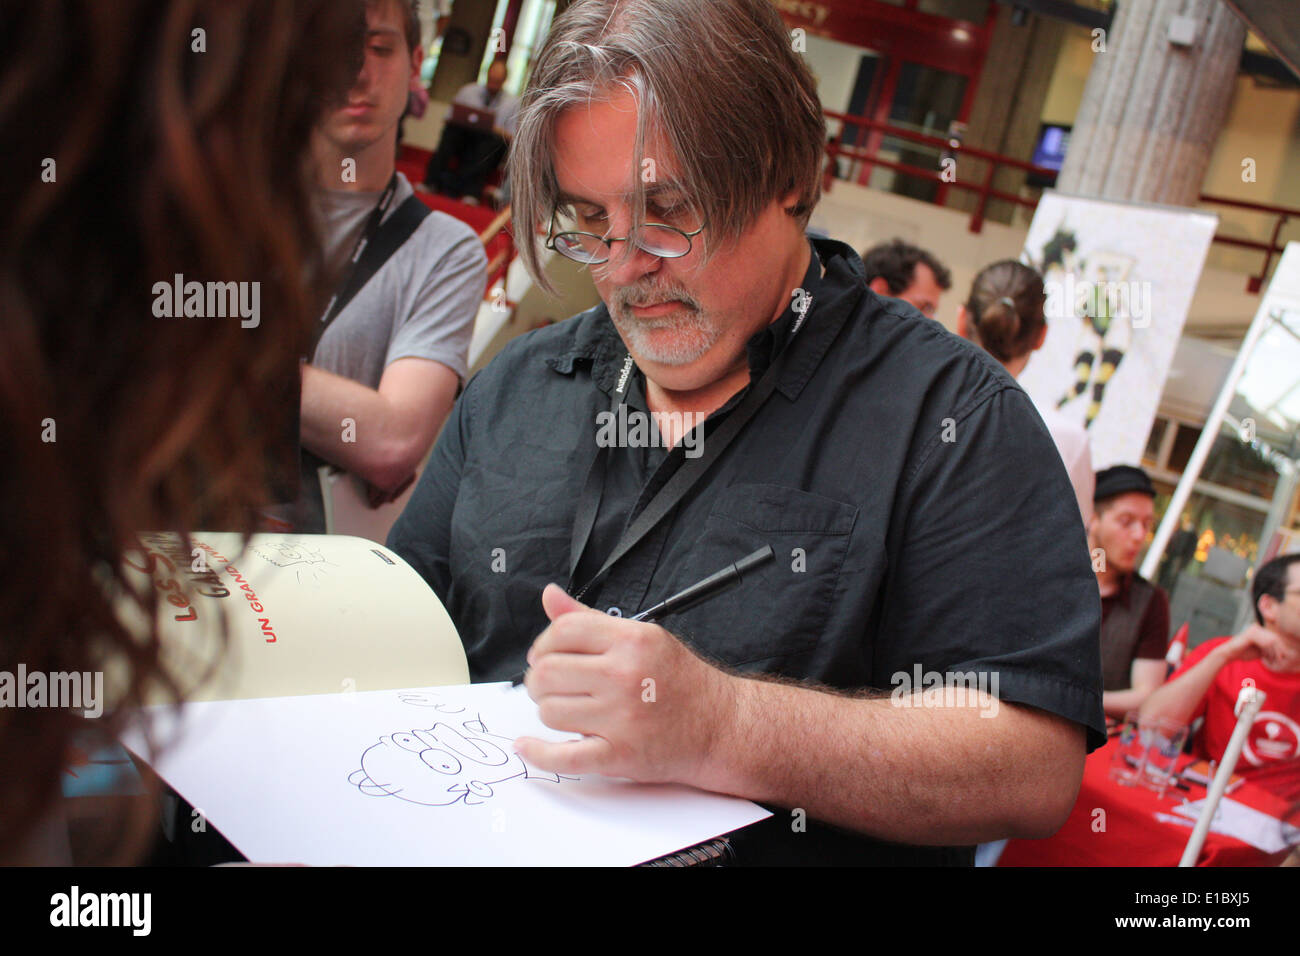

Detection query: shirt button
xmin=607 ymin=607 xmax=623 ymax=617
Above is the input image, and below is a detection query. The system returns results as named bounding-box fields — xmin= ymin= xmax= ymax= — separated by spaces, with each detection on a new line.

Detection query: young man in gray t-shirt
xmin=292 ymin=0 xmax=486 ymax=532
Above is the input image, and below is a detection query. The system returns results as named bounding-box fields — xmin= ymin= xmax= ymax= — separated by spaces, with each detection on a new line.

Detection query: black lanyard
xmin=316 ymin=171 xmax=400 ymax=341
xmin=567 ymin=316 xmax=809 ymax=602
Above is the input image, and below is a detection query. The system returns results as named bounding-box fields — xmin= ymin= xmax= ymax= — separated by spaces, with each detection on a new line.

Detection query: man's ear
xmin=1257 ymin=594 xmax=1278 ymax=628
xmin=868 ymin=277 xmax=892 ymax=298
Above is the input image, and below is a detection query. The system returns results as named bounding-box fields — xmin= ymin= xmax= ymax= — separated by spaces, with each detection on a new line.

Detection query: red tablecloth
xmin=999 ymin=739 xmax=1298 ymax=866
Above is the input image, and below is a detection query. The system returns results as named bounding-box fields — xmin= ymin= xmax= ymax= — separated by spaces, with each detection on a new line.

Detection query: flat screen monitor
xmin=1028 ymin=123 xmax=1071 ymax=187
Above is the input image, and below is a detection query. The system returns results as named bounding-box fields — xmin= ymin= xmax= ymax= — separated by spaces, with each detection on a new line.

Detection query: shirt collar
xmin=742 ymin=238 xmax=823 ymax=380
xmin=546 ymin=234 xmax=867 ymax=399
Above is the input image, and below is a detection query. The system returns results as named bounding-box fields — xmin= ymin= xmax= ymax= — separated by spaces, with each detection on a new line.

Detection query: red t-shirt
xmin=1173 ymin=637 xmax=1300 ymax=767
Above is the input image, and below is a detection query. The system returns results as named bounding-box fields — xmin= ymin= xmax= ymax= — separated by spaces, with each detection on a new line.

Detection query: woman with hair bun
xmin=958 ymin=260 xmax=1094 ymax=525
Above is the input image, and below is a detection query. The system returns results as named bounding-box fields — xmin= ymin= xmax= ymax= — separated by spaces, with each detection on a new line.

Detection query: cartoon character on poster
xmin=1029 ymin=226 xmax=1139 ymax=428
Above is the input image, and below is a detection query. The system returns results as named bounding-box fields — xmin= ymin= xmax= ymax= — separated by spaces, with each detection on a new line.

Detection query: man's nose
xmin=599 ymin=235 xmax=663 ymax=286
xmin=351 ymin=54 xmax=376 ymax=94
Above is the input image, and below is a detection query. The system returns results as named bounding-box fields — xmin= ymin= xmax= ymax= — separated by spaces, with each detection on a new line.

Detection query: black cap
xmin=1094 ymin=465 xmax=1156 ymax=503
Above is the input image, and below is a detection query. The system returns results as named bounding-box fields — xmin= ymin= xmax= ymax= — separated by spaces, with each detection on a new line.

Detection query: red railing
xmin=822 ymin=110 xmax=1296 ymax=293
xmin=477 ymin=206 xmax=515 ymax=296
xmin=1196 ymin=193 xmax=1296 ymax=293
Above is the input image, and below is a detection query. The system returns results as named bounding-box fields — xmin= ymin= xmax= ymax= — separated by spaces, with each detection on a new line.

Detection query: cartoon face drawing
xmin=348 ymin=715 xmax=563 ymax=806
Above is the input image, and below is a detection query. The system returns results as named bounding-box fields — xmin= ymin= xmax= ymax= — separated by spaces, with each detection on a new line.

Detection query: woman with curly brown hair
xmin=0 ymin=0 xmax=366 ymax=863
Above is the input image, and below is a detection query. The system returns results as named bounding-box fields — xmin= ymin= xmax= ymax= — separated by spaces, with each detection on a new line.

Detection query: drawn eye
xmin=420 ymin=749 xmax=462 ymax=775
xmin=418 ymin=724 xmax=509 ymax=766
xmin=392 ymin=733 xmax=424 ymax=753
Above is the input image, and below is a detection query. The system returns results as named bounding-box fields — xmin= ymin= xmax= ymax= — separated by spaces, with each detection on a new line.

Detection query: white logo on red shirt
xmin=1242 ymin=710 xmax=1300 ymax=766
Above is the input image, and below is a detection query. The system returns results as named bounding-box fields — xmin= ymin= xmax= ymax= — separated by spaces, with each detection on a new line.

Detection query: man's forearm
xmin=698 ymin=675 xmax=1086 ymax=846
xmin=1103 ymin=688 xmax=1151 ymax=718
xmin=1139 ymin=647 xmax=1229 ymax=726
xmin=1103 ymin=659 xmax=1168 ymax=718
xmin=300 ymin=364 xmax=425 ymax=490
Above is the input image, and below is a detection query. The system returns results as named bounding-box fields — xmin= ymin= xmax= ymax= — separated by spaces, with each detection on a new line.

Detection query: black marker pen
xmin=509 ymin=545 xmax=775 ymax=687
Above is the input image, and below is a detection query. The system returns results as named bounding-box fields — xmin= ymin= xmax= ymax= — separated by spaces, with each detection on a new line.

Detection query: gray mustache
xmin=614 ymin=288 xmax=700 ymax=311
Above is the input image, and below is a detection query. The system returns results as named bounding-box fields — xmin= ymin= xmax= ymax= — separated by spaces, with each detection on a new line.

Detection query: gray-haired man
xmin=390 ymin=0 xmax=1103 ymax=865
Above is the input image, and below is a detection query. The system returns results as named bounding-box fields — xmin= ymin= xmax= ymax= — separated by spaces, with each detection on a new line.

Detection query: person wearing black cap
xmin=1090 ymin=465 xmax=1170 ymax=718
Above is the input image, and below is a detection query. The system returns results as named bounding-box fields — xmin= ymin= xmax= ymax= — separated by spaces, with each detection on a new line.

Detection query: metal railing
xmin=478 ymin=206 xmax=515 ymax=295
xmin=822 ymin=109 xmax=1296 ymax=293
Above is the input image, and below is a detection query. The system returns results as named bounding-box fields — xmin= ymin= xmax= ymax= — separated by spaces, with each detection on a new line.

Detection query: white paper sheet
xmin=1172 ymin=797 xmax=1300 ymax=854
xmin=122 ymin=683 xmax=771 ymax=866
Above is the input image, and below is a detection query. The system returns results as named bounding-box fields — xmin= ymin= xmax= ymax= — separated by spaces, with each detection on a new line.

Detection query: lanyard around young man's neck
xmin=311 ymin=172 xmax=432 ymax=359
xmin=317 ymin=172 xmax=399 ymax=326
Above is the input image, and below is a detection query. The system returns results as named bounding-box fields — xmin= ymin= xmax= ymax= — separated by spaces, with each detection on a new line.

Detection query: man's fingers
xmin=541 ymin=582 xmax=592 ymax=622
xmin=530 ymin=612 xmax=616 ymax=660
xmin=525 ymin=652 xmax=606 ymax=696
xmin=367 ymin=473 xmax=414 ymax=507
xmin=514 ymin=734 xmax=611 ymax=776
xmin=532 ymin=694 xmax=605 ymax=734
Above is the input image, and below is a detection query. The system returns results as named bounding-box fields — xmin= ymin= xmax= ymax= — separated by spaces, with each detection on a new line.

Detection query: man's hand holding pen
xmin=513 ymin=583 xmax=742 ymax=788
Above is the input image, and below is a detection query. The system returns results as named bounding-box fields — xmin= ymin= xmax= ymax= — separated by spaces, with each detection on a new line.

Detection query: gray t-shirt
xmin=313 ymin=172 xmax=484 ymax=386
xmin=298 ymin=172 xmax=486 ymax=531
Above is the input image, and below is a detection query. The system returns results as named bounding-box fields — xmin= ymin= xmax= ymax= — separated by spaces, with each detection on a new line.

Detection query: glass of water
xmin=1108 ymin=712 xmax=1145 ymax=786
xmin=1138 ymin=717 xmax=1190 ymax=798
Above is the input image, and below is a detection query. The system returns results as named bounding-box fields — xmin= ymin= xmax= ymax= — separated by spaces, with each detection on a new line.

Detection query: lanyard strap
xmin=314 ymin=172 xmax=401 ymax=352
xmin=568 ymin=354 xmax=636 ymax=592
xmin=567 ymin=343 xmax=794 ymax=601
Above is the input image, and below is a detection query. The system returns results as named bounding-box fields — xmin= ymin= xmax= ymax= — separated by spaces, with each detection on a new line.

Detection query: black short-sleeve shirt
xmin=389 ymin=236 xmax=1105 ymax=865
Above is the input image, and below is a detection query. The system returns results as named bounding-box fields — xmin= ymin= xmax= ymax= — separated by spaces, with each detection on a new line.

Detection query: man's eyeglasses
xmin=545 ymin=209 xmax=703 ymax=265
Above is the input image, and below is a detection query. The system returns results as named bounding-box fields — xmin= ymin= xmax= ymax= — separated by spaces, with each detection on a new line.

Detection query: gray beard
xmin=608 ymin=287 xmax=719 ymax=366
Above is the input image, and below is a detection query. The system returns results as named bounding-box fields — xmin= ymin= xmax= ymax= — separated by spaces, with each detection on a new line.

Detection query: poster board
xmin=1018 ymin=191 xmax=1218 ymax=469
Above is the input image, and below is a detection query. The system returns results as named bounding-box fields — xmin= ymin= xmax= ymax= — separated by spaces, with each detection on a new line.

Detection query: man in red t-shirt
xmin=1140 ymin=553 xmax=1300 ymax=767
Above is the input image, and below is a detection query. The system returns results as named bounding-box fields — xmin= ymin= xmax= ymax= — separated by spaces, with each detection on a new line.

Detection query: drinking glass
xmin=1138 ymin=717 xmax=1190 ymax=798
xmin=1108 ymin=711 xmax=1145 ymax=786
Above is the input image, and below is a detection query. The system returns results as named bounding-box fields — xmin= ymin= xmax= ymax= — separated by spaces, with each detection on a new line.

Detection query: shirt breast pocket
xmin=662 ymin=482 xmax=859 ymax=669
